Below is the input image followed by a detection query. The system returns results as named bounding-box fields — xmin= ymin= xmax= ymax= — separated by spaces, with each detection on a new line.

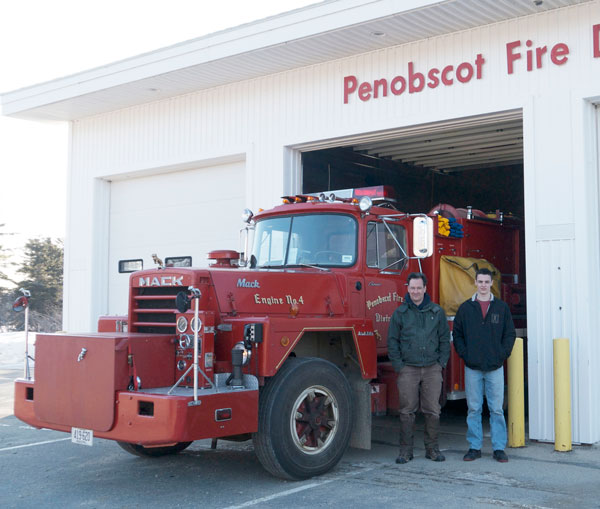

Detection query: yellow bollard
xmin=553 ymin=338 xmax=572 ymax=452
xmin=507 ymin=337 xmax=525 ymax=447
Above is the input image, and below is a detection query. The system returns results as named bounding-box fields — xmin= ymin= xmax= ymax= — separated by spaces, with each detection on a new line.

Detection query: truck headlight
xmin=242 ymin=209 xmax=254 ymax=223
xmin=359 ymin=196 xmax=373 ymax=212
xmin=176 ymin=316 xmax=188 ymax=333
xmin=191 ymin=317 xmax=202 ymax=333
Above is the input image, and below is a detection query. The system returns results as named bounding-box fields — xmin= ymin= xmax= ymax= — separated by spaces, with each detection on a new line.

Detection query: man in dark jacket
xmin=387 ymin=272 xmax=450 ymax=464
xmin=453 ymin=268 xmax=516 ymax=463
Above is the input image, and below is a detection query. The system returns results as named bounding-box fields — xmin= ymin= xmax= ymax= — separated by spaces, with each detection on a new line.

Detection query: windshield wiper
xmin=259 ymin=262 xmax=330 ymax=272
xmin=294 ymin=263 xmax=331 ymax=272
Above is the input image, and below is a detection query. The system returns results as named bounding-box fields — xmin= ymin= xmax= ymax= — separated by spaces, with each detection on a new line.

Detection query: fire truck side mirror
xmin=175 ymin=292 xmax=191 ymax=313
xmin=412 ymin=216 xmax=434 ymax=258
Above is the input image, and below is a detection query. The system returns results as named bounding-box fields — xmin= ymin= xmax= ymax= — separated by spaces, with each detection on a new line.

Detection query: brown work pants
xmin=396 ymin=364 xmax=443 ymax=452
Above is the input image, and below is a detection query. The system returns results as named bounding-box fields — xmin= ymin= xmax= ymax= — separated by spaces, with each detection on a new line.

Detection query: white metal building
xmin=3 ymin=0 xmax=600 ymax=444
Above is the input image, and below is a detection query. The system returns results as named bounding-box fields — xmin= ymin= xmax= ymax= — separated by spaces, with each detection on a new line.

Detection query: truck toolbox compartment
xmin=34 ymin=333 xmax=174 ymax=432
xmin=34 ymin=334 xmax=129 ymax=431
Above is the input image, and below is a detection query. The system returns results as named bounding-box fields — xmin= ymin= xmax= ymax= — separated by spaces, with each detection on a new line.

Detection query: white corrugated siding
xmin=529 ymin=239 xmax=576 ymax=440
xmin=65 ymin=2 xmax=600 ymax=442
xmin=107 ymin=161 xmax=245 ymax=314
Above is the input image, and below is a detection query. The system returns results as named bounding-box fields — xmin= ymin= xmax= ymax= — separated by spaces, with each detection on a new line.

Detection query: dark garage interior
xmin=301 ymin=115 xmax=524 ymax=220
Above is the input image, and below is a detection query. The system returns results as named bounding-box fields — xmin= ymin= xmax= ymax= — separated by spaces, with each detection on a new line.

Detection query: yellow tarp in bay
xmin=439 ymin=255 xmax=501 ymax=316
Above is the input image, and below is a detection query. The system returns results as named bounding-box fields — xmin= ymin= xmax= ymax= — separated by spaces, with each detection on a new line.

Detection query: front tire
xmin=117 ymin=441 xmax=192 ymax=457
xmin=253 ymin=357 xmax=353 ymax=480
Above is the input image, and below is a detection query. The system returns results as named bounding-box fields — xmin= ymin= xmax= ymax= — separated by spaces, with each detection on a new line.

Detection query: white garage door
xmin=108 ymin=160 xmax=245 ymax=314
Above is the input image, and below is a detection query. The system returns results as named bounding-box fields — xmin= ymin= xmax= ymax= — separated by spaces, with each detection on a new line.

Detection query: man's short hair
xmin=475 ymin=268 xmax=493 ymax=279
xmin=407 ymin=272 xmax=427 ymax=286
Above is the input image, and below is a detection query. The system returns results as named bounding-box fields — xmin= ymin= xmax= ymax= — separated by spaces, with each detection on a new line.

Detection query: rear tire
xmin=117 ymin=441 xmax=192 ymax=457
xmin=253 ymin=357 xmax=353 ymax=480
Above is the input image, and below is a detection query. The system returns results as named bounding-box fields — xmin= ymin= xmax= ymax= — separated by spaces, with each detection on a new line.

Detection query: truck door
xmin=364 ymin=220 xmax=408 ymax=355
xmin=327 ymin=230 xmax=364 ymax=319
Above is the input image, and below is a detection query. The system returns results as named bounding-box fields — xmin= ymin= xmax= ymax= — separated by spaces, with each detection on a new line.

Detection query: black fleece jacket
xmin=453 ymin=295 xmax=516 ymax=372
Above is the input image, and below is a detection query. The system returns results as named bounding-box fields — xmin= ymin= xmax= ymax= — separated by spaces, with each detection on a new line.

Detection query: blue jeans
xmin=465 ymin=365 xmax=507 ymax=451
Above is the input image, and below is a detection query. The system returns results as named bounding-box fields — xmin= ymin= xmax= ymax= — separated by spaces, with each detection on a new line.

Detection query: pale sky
xmin=0 ymin=0 xmax=317 ymax=268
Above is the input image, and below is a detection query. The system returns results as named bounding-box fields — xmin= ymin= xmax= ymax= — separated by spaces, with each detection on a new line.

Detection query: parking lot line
xmin=0 ymin=437 xmax=71 ymax=452
xmin=222 ymin=480 xmax=334 ymax=509
xmin=222 ymin=466 xmax=377 ymax=509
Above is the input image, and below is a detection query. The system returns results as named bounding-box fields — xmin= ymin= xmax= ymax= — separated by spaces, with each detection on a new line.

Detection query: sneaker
xmin=463 ymin=448 xmax=482 ymax=461
xmin=493 ymin=449 xmax=509 ymax=463
xmin=395 ymin=451 xmax=414 ymax=464
xmin=425 ymin=447 xmax=446 ymax=462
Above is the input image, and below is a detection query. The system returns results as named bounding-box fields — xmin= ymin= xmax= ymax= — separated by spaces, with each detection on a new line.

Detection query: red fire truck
xmin=14 ymin=186 xmax=524 ymax=480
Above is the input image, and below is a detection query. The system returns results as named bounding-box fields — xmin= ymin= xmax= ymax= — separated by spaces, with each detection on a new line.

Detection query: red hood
xmin=209 ymin=268 xmax=345 ymax=317
xmin=127 ymin=266 xmax=347 ymax=323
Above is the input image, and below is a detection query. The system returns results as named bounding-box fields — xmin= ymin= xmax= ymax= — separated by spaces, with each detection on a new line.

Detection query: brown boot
xmin=425 ymin=447 xmax=446 ymax=462
xmin=423 ymin=414 xmax=444 ymax=461
xmin=396 ymin=449 xmax=414 ymax=464
xmin=399 ymin=415 xmax=414 ymax=446
xmin=396 ymin=415 xmax=414 ymax=464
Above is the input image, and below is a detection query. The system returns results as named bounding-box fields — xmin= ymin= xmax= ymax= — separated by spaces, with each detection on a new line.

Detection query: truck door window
xmin=252 ymin=214 xmax=357 ymax=268
xmin=366 ymin=221 xmax=407 ymax=272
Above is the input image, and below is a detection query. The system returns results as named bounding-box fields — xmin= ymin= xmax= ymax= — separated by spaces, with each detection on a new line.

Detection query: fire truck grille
xmin=132 ymin=287 xmax=181 ymax=334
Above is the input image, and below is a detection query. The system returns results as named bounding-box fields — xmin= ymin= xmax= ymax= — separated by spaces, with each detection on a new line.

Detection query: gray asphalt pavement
xmin=1 ymin=370 xmax=600 ymax=508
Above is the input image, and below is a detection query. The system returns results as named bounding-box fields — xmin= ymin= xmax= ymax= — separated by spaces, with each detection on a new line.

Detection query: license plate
xmin=71 ymin=427 xmax=93 ymax=446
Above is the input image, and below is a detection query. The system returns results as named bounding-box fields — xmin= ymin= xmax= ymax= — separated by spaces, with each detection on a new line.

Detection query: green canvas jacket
xmin=387 ymin=294 xmax=451 ymax=372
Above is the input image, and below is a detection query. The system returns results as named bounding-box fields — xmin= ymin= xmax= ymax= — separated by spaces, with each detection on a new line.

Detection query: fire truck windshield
xmin=252 ymin=214 xmax=357 ymax=268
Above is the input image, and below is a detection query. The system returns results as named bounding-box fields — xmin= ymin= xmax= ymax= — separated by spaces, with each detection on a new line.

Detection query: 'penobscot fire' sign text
xmin=343 ymin=24 xmax=600 ymax=104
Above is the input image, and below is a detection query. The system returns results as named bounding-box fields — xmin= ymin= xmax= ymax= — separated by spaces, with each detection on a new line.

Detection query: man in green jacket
xmin=387 ymin=272 xmax=450 ymax=464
